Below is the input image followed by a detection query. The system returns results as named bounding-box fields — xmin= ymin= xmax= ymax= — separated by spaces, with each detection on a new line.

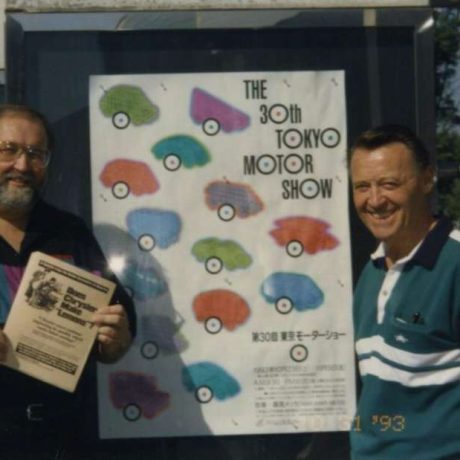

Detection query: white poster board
xmin=89 ymin=71 xmax=355 ymax=438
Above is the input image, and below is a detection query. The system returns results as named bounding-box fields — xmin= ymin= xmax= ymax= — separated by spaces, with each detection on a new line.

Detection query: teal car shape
xmin=182 ymin=362 xmax=241 ymax=403
xmin=151 ymin=135 xmax=211 ymax=171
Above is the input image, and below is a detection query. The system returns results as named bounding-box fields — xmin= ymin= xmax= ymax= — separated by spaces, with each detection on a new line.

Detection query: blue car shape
xmin=118 ymin=258 xmax=167 ymax=301
xmin=127 ymin=208 xmax=182 ymax=251
xmin=151 ymin=135 xmax=211 ymax=171
xmin=182 ymin=361 xmax=241 ymax=403
xmin=260 ymin=272 xmax=324 ymax=314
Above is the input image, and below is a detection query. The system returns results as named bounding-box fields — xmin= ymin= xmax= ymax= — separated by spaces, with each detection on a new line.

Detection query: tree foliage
xmin=435 ymin=8 xmax=460 ymax=220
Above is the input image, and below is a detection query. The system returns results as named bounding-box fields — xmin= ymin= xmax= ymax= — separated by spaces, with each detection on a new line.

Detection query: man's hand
xmin=92 ymin=304 xmax=132 ymax=363
xmin=0 ymin=330 xmax=8 ymax=362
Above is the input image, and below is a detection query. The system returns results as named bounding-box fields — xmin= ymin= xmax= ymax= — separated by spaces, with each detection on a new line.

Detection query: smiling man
xmin=349 ymin=125 xmax=460 ymax=459
xmin=0 ymin=105 xmax=136 ymax=459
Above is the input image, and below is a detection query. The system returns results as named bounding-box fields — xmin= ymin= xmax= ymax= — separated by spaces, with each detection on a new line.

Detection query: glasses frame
xmin=0 ymin=141 xmax=51 ymax=168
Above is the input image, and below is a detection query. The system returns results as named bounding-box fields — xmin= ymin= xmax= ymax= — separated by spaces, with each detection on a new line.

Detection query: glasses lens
xmin=0 ymin=142 xmax=19 ymax=161
xmin=0 ymin=142 xmax=49 ymax=167
xmin=26 ymin=147 xmax=50 ymax=167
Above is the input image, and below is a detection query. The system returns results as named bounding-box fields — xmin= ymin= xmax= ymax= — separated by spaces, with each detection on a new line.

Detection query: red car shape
xmin=99 ymin=159 xmax=159 ymax=199
xmin=192 ymin=289 xmax=250 ymax=334
xmin=270 ymin=216 xmax=339 ymax=257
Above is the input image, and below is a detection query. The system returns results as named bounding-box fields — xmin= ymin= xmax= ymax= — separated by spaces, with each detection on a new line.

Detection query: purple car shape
xmin=204 ymin=180 xmax=264 ymax=221
xmin=109 ymin=371 xmax=170 ymax=421
xmin=190 ymin=88 xmax=250 ymax=136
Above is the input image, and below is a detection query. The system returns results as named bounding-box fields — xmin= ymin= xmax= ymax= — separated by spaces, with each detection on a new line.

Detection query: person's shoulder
xmin=440 ymin=223 xmax=460 ymax=263
xmin=35 ymin=200 xmax=90 ymax=233
xmin=445 ymin=220 xmax=460 ymax=248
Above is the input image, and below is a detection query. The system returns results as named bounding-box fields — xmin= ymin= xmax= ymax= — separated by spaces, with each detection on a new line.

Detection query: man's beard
xmin=0 ymin=172 xmax=39 ymax=210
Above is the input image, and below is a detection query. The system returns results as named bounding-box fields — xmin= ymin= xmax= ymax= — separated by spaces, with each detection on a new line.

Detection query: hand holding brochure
xmin=3 ymin=251 xmax=115 ymax=392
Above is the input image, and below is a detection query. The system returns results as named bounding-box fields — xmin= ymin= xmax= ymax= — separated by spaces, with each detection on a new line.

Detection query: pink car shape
xmin=99 ymin=159 xmax=159 ymax=199
xmin=192 ymin=289 xmax=250 ymax=334
xmin=270 ymin=216 xmax=339 ymax=257
xmin=190 ymin=88 xmax=250 ymax=136
xmin=109 ymin=371 xmax=170 ymax=421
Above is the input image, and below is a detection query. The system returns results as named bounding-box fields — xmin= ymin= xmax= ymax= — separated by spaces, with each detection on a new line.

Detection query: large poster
xmin=89 ymin=71 xmax=355 ymax=438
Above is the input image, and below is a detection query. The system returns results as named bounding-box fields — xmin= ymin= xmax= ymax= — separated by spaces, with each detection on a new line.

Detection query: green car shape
xmin=100 ymin=85 xmax=159 ymax=129
xmin=192 ymin=237 xmax=252 ymax=274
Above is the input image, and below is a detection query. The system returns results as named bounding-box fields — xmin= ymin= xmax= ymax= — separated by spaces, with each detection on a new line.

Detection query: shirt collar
xmin=370 ymin=216 xmax=453 ymax=269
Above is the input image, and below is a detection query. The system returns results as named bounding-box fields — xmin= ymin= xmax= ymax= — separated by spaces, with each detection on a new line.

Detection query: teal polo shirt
xmin=351 ymin=218 xmax=460 ymax=460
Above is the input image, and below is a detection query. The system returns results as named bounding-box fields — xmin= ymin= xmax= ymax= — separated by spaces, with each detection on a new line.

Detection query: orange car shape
xmin=270 ymin=216 xmax=339 ymax=257
xmin=192 ymin=289 xmax=250 ymax=334
xmin=100 ymin=159 xmax=159 ymax=198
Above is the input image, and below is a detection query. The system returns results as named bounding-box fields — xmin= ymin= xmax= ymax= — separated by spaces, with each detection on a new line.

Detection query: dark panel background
xmin=4 ymin=10 xmax=433 ymax=459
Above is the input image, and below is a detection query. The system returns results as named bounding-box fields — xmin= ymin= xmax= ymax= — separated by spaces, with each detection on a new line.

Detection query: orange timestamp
xmin=345 ymin=414 xmax=406 ymax=432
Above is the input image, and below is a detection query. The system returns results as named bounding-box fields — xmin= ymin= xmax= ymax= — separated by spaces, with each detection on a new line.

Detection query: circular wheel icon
xmin=112 ymin=112 xmax=130 ymax=129
xmin=202 ymin=118 xmax=220 ymax=136
xmin=205 ymin=257 xmax=223 ymax=274
xmin=301 ymin=179 xmax=320 ymax=199
xmin=163 ymin=154 xmax=182 ymax=171
xmin=275 ymin=297 xmax=294 ymax=314
xmin=205 ymin=317 xmax=223 ymax=334
xmin=269 ymin=104 xmax=289 ymax=124
xmin=257 ymin=155 xmax=276 ymax=175
xmin=217 ymin=204 xmax=236 ymax=222
xmin=195 ymin=385 xmax=213 ymax=404
xmin=290 ymin=344 xmax=309 ymax=363
xmin=284 ymin=154 xmax=304 ymax=174
xmin=286 ymin=240 xmax=304 ymax=258
xmin=138 ymin=234 xmax=156 ymax=252
xmin=283 ymin=129 xmax=303 ymax=149
xmin=321 ymin=128 xmax=341 ymax=148
xmin=141 ymin=341 xmax=159 ymax=360
xmin=123 ymin=403 xmax=142 ymax=421
xmin=111 ymin=181 xmax=130 ymax=199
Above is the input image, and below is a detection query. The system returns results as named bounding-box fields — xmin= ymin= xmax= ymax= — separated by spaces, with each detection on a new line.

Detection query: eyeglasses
xmin=0 ymin=141 xmax=50 ymax=168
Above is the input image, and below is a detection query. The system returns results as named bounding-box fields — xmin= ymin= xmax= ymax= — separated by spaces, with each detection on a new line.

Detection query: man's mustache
xmin=1 ymin=172 xmax=35 ymax=184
